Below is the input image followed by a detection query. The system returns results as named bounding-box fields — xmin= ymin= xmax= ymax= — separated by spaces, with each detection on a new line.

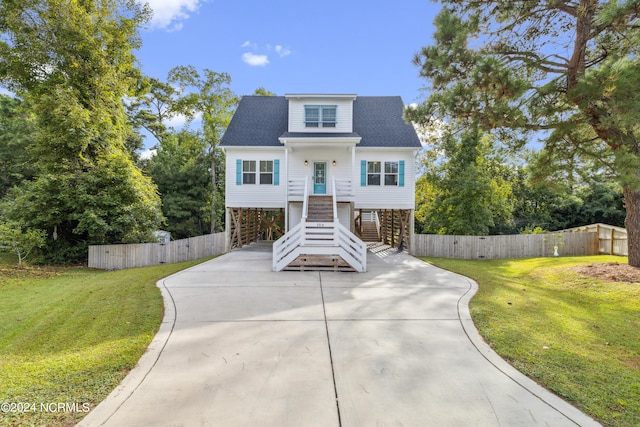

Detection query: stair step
xmin=307 ymin=195 xmax=335 ymax=222
xmin=360 ymin=222 xmax=379 ymax=242
xmin=285 ymin=254 xmax=355 ymax=272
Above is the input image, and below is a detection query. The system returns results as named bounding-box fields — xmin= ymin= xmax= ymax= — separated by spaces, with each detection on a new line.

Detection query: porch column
xmin=284 ymin=143 xmax=289 ymax=232
xmin=351 ymin=146 xmax=356 ymax=193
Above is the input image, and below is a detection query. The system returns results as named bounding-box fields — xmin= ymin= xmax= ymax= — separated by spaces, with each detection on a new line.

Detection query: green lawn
xmin=422 ymin=255 xmax=640 ymax=427
xmin=0 ymin=253 xmax=210 ymax=427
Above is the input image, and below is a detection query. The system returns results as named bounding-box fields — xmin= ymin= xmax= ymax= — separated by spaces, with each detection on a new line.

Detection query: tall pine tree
xmin=408 ymin=1 xmax=640 ymax=266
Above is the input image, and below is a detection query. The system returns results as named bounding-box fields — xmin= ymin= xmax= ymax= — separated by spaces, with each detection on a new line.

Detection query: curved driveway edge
xmin=77 ymin=272 xmax=180 ymax=426
xmin=454 ymin=273 xmax=601 ymax=426
xmin=78 ymin=243 xmax=602 ymax=427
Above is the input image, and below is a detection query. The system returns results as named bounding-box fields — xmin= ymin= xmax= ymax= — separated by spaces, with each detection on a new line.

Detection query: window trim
xmin=305 ymin=105 xmax=337 ymax=128
xmin=259 ymin=160 xmax=273 ymax=185
xmin=367 ymin=161 xmax=381 ymax=186
xmin=361 ymin=159 xmax=405 ymax=187
xmin=384 ymin=161 xmax=399 ymax=186
xmin=242 ymin=160 xmax=256 ymax=185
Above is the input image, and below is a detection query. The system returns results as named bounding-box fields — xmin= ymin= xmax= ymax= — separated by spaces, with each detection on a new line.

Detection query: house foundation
xmin=355 ymin=209 xmax=413 ymax=250
xmin=227 ymin=208 xmax=285 ymax=250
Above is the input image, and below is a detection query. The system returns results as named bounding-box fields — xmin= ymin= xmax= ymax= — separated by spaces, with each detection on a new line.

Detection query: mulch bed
xmin=574 ymin=262 xmax=640 ymax=283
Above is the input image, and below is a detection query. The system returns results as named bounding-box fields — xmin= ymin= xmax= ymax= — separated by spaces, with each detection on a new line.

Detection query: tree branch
xmin=494 ymin=48 xmax=568 ymax=74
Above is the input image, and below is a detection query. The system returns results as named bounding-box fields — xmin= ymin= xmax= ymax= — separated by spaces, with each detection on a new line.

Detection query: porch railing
xmin=273 ymin=177 xmax=366 ymax=272
xmin=287 ymin=177 xmax=352 ymax=200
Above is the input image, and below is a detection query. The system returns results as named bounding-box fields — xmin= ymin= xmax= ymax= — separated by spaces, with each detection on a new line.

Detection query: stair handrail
xmin=332 ymin=177 xmax=339 ymax=222
xmin=272 ymin=221 xmax=305 ymax=271
xmin=302 ymin=176 xmax=309 ymax=221
xmin=273 ymin=175 xmax=367 ymax=272
xmin=333 ymin=222 xmax=367 ymax=272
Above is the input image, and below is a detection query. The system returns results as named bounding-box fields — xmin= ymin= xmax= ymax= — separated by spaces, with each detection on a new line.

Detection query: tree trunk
xmin=624 ymin=184 xmax=640 ymax=267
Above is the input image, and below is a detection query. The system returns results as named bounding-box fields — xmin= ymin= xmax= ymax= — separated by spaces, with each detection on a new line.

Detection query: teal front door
xmin=313 ymin=162 xmax=326 ymax=194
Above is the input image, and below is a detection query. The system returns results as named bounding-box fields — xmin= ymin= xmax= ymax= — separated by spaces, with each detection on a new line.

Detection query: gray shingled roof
xmin=220 ymin=95 xmax=421 ymax=148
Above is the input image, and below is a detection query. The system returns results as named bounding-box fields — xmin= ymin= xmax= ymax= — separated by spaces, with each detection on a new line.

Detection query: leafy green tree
xmin=574 ymin=179 xmax=625 ymax=227
xmin=0 ymin=222 xmax=45 ymax=265
xmin=0 ymin=220 xmax=45 ymax=265
xmin=416 ymin=130 xmax=513 ymax=235
xmin=253 ymin=87 xmax=276 ymax=96
xmin=0 ymin=0 xmax=163 ymax=262
xmin=167 ymin=66 xmax=238 ymax=232
xmin=147 ymin=130 xmax=212 ymax=238
xmin=409 ymin=1 xmax=640 ymax=266
xmin=127 ymin=76 xmax=179 ymax=145
xmin=0 ymin=95 xmax=36 ymax=196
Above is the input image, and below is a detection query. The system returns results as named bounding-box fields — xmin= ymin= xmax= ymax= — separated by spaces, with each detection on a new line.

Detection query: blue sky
xmin=138 ymin=0 xmax=440 ymax=105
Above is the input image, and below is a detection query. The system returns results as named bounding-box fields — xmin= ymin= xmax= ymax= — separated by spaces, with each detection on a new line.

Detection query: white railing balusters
xmin=302 ymin=176 xmax=309 ymax=221
xmin=332 ymin=177 xmax=339 ymax=222
xmin=272 ymin=177 xmax=366 ymax=272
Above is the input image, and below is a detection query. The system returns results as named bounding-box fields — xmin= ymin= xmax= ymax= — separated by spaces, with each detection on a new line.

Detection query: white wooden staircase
xmin=272 ymin=178 xmax=367 ymax=272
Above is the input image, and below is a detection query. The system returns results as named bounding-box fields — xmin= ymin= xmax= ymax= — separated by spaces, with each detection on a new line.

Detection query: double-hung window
xmin=367 ymin=161 xmax=381 ymax=186
xmin=385 ymin=162 xmax=398 ymax=186
xmin=242 ymin=160 xmax=256 ymax=184
xmin=305 ymin=105 xmax=337 ymax=128
xmin=259 ymin=160 xmax=273 ymax=184
xmin=361 ymin=159 xmax=404 ymax=187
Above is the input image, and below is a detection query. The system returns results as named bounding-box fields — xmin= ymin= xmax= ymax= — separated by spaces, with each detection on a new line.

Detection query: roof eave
xmin=284 ymin=93 xmax=357 ymax=101
xmin=279 ymin=137 xmax=362 ymax=145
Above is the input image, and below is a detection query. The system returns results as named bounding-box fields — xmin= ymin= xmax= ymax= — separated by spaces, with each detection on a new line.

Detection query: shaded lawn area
xmin=0 ymin=253 xmax=211 ymax=427
xmin=421 ymin=255 xmax=640 ymax=427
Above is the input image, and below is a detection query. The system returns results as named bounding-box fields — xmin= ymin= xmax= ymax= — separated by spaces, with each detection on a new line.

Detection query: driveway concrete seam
xmin=318 ymin=272 xmax=343 ymax=427
xmin=325 ymin=318 xmax=460 ymax=322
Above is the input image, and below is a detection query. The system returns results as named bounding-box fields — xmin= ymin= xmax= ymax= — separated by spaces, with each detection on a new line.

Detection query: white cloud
xmin=241 ymin=40 xmax=258 ymax=49
xmin=164 ymin=111 xmax=202 ymax=128
xmin=275 ymin=45 xmax=291 ymax=57
xmin=143 ymin=0 xmax=203 ymax=30
xmin=140 ymin=148 xmax=157 ymax=160
xmin=242 ymin=52 xmax=270 ymax=67
xmin=240 ymin=42 xmax=291 ymax=67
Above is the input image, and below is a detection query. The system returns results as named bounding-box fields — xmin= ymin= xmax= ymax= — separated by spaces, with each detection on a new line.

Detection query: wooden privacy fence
xmin=89 ymin=233 xmax=226 ymax=270
xmin=557 ymin=223 xmax=628 ymax=256
xmin=411 ymin=232 xmax=599 ymax=260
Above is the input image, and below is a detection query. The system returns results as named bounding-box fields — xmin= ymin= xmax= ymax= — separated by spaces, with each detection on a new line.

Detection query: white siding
xmin=287 ymin=147 xmax=353 ymax=195
xmin=337 ymin=204 xmax=351 ymax=228
xmin=226 ymin=147 xmax=416 ymax=211
xmin=354 ymin=149 xmax=416 ymax=209
xmin=288 ymin=97 xmax=353 ymax=133
xmin=289 ymin=202 xmax=302 ymax=229
xmin=225 ymin=148 xmax=287 ymax=208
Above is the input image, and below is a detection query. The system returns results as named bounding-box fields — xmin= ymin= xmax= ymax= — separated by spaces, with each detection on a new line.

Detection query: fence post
xmin=610 ymin=227 xmax=615 ymax=255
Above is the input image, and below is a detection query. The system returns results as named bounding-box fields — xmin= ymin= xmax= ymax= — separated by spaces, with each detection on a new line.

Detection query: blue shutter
xmin=236 ymin=159 xmax=242 ymax=185
xmin=399 ymin=160 xmax=405 ymax=187
xmin=274 ymin=159 xmax=280 ymax=186
xmin=360 ymin=160 xmax=367 ymax=186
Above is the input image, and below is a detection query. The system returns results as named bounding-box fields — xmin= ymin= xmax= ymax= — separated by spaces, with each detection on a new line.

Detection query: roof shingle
xmin=220 ymin=95 xmax=421 ymax=148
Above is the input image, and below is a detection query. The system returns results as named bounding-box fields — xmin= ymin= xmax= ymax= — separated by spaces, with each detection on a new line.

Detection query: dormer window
xmin=305 ymin=105 xmax=337 ymax=128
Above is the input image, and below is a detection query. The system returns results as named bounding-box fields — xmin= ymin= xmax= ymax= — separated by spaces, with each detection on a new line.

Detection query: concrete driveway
xmin=79 ymin=243 xmax=601 ymax=427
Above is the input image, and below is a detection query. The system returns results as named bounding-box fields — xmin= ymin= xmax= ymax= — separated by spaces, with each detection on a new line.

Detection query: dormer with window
xmin=286 ymin=94 xmax=356 ymax=133
xmin=304 ymin=105 xmax=336 ymax=128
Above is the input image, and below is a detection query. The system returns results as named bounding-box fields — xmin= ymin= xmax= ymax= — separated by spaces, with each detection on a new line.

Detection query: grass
xmin=0 ymin=252 xmax=211 ymax=427
xmin=421 ymin=255 xmax=640 ymax=427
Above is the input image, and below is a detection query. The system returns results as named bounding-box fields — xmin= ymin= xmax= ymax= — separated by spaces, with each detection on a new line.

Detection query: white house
xmin=220 ymin=94 xmax=421 ymax=272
